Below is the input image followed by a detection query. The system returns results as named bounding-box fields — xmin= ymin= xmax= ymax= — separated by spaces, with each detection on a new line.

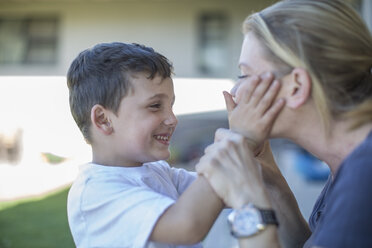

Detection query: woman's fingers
xmin=230 ymin=80 xmax=242 ymax=96
xmin=249 ymin=72 xmax=274 ymax=107
xmin=256 ymin=79 xmax=281 ymax=114
xmin=223 ymin=91 xmax=236 ymax=116
xmin=227 ymin=72 xmax=283 ymax=149
xmin=261 ymin=98 xmax=285 ymax=127
xmin=234 ymin=75 xmax=260 ymax=104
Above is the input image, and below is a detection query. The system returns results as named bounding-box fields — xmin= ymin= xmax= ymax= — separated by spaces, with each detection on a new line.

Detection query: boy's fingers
xmin=196 ymin=149 xmax=224 ymax=177
xmin=195 ymin=157 xmax=209 ymax=175
xmin=204 ymin=143 xmax=215 ymax=154
xmin=223 ymin=91 xmax=236 ymax=115
xmin=214 ymin=128 xmax=234 ymax=143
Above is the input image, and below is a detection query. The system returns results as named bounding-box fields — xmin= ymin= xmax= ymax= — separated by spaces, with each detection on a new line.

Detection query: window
xmin=197 ymin=12 xmax=229 ymax=77
xmin=347 ymin=0 xmax=362 ymax=13
xmin=0 ymin=17 xmax=58 ymax=64
xmin=361 ymin=0 xmax=372 ymax=31
xmin=348 ymin=0 xmax=372 ymax=32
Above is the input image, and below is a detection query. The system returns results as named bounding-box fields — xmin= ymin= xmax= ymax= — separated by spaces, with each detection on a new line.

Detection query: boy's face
xmin=109 ymin=73 xmax=177 ymax=166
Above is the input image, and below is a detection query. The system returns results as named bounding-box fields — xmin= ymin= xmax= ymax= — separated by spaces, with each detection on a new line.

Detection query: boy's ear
xmin=91 ymin=104 xmax=113 ymax=135
xmin=285 ymin=68 xmax=312 ymax=109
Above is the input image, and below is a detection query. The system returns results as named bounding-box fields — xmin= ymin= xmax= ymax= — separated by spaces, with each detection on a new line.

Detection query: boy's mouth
xmin=154 ymin=134 xmax=171 ymax=145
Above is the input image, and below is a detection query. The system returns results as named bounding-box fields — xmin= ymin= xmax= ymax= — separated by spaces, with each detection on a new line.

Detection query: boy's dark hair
xmin=67 ymin=42 xmax=173 ymax=144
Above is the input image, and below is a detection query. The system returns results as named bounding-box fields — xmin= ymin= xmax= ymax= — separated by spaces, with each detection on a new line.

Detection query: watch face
xmin=229 ymin=205 xmax=264 ymax=237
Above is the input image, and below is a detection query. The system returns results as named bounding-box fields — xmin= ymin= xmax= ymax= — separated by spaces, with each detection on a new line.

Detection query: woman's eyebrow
xmin=238 ymin=62 xmax=253 ymax=71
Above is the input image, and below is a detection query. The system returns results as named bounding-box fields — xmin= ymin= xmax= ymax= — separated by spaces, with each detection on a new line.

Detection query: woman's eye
xmin=237 ymin=74 xmax=249 ymax=79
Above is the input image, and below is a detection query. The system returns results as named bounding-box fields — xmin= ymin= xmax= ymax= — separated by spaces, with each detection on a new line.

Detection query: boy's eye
xmin=149 ymin=103 xmax=161 ymax=109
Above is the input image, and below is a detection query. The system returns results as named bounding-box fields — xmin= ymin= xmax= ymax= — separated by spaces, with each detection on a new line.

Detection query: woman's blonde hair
xmin=243 ymin=0 xmax=372 ymax=130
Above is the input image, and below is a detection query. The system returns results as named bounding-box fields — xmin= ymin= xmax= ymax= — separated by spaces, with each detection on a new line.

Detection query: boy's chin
xmin=150 ymin=151 xmax=171 ymax=162
xmin=158 ymin=153 xmax=171 ymax=161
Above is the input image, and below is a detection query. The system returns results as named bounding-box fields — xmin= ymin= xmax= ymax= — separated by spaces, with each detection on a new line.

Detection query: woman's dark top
xmin=305 ymin=131 xmax=372 ymax=248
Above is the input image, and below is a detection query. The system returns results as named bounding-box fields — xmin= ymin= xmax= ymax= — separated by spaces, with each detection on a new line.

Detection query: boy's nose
xmin=164 ymin=111 xmax=178 ymax=127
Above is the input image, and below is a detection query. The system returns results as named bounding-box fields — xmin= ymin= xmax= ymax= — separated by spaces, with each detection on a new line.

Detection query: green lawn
xmin=0 ymin=187 xmax=75 ymax=248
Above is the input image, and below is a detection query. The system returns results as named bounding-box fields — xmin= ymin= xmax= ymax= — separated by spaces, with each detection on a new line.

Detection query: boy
xmin=66 ymin=42 xmax=224 ymax=248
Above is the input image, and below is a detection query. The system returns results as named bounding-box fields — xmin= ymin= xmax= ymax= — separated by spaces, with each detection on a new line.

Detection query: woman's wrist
xmin=233 ymin=186 xmax=272 ymax=209
xmin=238 ymin=225 xmax=280 ymax=248
xmin=228 ymin=128 xmax=260 ymax=151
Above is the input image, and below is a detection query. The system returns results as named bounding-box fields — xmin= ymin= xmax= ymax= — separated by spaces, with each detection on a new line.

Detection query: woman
xmin=196 ymin=0 xmax=372 ymax=247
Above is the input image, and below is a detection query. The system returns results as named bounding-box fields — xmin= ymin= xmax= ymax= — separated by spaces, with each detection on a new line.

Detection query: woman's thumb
xmin=223 ymin=91 xmax=236 ymax=114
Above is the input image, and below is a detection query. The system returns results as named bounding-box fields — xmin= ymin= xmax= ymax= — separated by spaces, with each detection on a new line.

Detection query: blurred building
xmin=0 ymin=0 xmax=275 ymax=165
xmin=0 ymin=0 xmax=370 ymax=77
xmin=0 ymin=0 xmax=370 ymax=163
xmin=0 ymin=0 xmax=277 ymax=78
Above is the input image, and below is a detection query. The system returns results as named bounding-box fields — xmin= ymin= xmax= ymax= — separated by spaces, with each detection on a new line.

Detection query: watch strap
xmin=259 ymin=209 xmax=279 ymax=226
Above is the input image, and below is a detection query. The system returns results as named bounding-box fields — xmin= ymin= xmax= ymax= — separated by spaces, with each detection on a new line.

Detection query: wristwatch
xmin=227 ymin=203 xmax=279 ymax=238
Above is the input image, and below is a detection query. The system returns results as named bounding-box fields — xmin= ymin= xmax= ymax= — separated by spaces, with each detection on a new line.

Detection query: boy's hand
xmin=223 ymin=72 xmax=285 ymax=153
xmin=197 ymin=129 xmax=272 ymax=209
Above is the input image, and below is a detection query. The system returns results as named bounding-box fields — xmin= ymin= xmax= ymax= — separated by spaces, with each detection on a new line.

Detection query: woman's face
xmin=238 ymin=32 xmax=290 ymax=137
xmin=238 ymin=32 xmax=277 ymax=78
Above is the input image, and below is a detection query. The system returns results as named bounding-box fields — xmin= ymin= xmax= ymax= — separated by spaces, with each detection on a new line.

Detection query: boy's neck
xmin=91 ymin=146 xmax=143 ymax=167
xmin=92 ymin=157 xmax=144 ymax=167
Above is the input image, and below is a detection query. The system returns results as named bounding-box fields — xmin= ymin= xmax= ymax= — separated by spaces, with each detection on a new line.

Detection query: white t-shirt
xmin=67 ymin=161 xmax=202 ymax=248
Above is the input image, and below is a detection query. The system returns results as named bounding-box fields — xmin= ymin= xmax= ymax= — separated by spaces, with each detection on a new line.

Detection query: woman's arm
xmin=196 ymin=73 xmax=309 ymax=247
xmin=196 ymin=130 xmax=281 ymax=247
xmin=197 ymin=134 xmax=310 ymax=248
xmin=230 ymin=73 xmax=310 ymax=247
xmin=238 ymin=226 xmax=280 ymax=248
xmin=257 ymin=142 xmax=311 ymax=248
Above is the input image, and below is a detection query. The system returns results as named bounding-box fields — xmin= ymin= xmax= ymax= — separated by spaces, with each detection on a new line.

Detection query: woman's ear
xmin=286 ymin=68 xmax=312 ymax=109
xmin=91 ymin=104 xmax=113 ymax=135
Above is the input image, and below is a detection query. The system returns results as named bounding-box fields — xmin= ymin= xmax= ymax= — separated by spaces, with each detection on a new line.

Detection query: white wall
xmin=0 ymin=76 xmax=234 ymax=161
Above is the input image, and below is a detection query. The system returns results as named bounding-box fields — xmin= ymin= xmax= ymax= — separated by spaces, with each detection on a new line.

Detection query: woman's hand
xmin=196 ymin=129 xmax=272 ymax=209
xmin=223 ymin=72 xmax=284 ymax=154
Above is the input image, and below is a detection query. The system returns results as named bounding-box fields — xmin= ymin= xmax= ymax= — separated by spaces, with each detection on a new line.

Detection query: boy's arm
xmin=150 ymin=74 xmax=282 ymax=245
xmin=150 ymin=175 xmax=224 ymax=244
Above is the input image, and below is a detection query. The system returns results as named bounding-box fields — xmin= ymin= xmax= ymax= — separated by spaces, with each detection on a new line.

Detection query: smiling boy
xmin=91 ymin=73 xmax=177 ymax=167
xmin=66 ymin=42 xmax=223 ymax=248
